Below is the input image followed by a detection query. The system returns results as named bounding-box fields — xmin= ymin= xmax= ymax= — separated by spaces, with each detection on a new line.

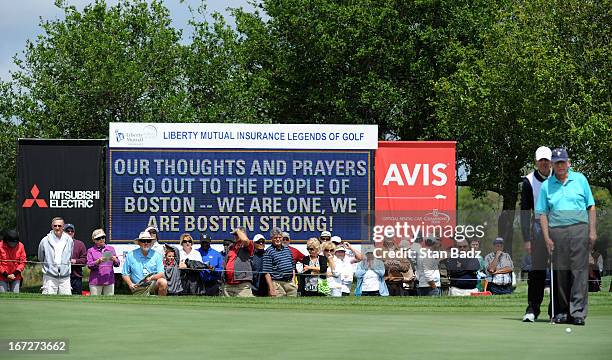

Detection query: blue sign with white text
xmin=108 ymin=149 xmax=373 ymax=243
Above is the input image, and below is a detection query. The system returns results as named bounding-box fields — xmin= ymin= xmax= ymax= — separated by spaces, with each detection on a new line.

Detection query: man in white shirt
xmin=416 ymin=236 xmax=441 ymax=296
xmin=38 ymin=217 xmax=74 ymax=295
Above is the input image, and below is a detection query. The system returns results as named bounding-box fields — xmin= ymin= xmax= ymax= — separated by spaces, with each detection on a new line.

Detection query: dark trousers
xmin=526 ymin=221 xmax=549 ymax=316
xmin=417 ymin=287 xmax=440 ymax=296
xmin=361 ymin=291 xmax=380 ymax=296
xmin=203 ymin=279 xmax=220 ymax=296
xmin=70 ymin=277 xmax=83 ymax=295
xmin=386 ymin=281 xmax=406 ymax=296
xmin=489 ymin=283 xmax=513 ymax=295
xmin=550 ymin=223 xmax=589 ymax=319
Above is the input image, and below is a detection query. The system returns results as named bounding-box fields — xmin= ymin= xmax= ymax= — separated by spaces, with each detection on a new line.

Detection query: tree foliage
xmin=434 ymin=0 xmax=610 ymax=252
xmin=2 ymin=0 xmax=187 ymax=140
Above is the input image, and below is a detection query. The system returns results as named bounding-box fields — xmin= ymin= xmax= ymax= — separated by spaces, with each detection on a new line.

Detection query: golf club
xmin=550 ymin=254 xmax=555 ymax=324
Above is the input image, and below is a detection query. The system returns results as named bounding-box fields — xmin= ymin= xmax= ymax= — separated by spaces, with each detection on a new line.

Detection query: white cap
xmin=535 ymin=146 xmax=552 ymax=161
xmin=331 ymin=236 xmax=342 ymax=244
xmin=253 ymin=234 xmax=265 ymax=242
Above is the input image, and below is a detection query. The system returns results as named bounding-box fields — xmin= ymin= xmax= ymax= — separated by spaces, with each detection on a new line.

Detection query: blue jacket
xmin=355 ymin=259 xmax=389 ymax=296
xmin=197 ymin=247 xmax=223 ymax=282
xmin=251 ymin=249 xmax=268 ymax=296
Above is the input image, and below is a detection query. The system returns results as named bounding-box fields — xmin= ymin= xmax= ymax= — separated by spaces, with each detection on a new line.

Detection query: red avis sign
xmin=375 ymin=141 xmax=456 ymax=211
xmin=374 ymin=142 xmax=456 ymax=246
xmin=22 ymin=184 xmax=48 ymax=208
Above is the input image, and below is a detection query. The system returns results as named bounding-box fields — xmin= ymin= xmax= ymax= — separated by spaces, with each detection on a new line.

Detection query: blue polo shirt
xmin=197 ymin=247 xmax=224 ymax=282
xmin=262 ymin=245 xmax=294 ymax=281
xmin=122 ymin=248 xmax=164 ymax=284
xmin=535 ymin=170 xmax=595 ymax=227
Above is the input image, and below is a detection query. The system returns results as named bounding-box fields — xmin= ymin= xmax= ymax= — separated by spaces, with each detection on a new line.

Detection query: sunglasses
xmin=307 ymin=247 xmax=316 ymax=251
xmin=323 ymin=249 xmax=334 ymax=252
xmin=95 ymin=236 xmax=106 ymax=240
xmin=52 ymin=224 xmax=63 ymax=228
xmin=65 ymin=229 xmax=74 ymax=233
xmin=255 ymin=240 xmax=265 ymax=245
xmin=182 ymin=240 xmax=193 ymax=244
xmin=148 ymin=230 xmax=157 ymax=234
xmin=139 ymin=239 xmax=153 ymax=243
xmin=282 ymin=237 xmax=290 ymax=241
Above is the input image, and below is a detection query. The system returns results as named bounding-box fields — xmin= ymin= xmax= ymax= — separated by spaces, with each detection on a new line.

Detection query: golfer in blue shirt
xmin=536 ymin=148 xmax=596 ymax=326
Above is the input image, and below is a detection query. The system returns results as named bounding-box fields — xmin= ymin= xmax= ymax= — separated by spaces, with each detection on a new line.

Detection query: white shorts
xmin=42 ymin=274 xmax=71 ymax=295
xmin=449 ymin=286 xmax=478 ymax=296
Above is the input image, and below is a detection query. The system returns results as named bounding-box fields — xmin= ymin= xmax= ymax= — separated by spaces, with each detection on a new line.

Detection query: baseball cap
xmin=4 ymin=230 xmax=19 ymax=243
xmin=551 ymin=148 xmax=569 ymax=163
xmin=335 ymin=244 xmax=346 ymax=252
xmin=535 ymin=146 xmax=552 ymax=161
xmin=493 ymin=237 xmax=504 ymax=245
xmin=330 ymin=236 xmax=342 ymax=244
xmin=64 ymin=223 xmax=75 ymax=231
xmin=253 ymin=234 xmax=266 ymax=243
xmin=281 ymin=232 xmax=290 ymax=240
xmin=144 ymin=226 xmax=158 ymax=233
xmin=320 ymin=231 xmax=331 ymax=238
xmin=200 ymin=234 xmax=212 ymax=243
xmin=91 ymin=229 xmax=106 ymax=240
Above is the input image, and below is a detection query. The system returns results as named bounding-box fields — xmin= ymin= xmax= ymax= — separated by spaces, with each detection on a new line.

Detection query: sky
xmin=0 ymin=0 xmax=255 ymax=81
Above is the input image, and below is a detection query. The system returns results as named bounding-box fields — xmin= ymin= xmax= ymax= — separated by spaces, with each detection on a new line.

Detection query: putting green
xmin=0 ymin=293 xmax=610 ymax=360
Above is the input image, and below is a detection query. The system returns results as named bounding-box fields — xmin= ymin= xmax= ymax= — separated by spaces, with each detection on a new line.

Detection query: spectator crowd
xmin=1 ymin=216 xmax=560 ymax=298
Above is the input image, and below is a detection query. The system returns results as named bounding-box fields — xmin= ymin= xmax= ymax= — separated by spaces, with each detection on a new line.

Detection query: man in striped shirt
xmin=263 ymin=227 xmax=297 ymax=297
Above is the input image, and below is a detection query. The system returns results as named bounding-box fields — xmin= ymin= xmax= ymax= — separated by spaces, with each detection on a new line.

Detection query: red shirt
xmin=225 ymin=240 xmax=254 ymax=285
xmin=288 ymin=246 xmax=304 ymax=264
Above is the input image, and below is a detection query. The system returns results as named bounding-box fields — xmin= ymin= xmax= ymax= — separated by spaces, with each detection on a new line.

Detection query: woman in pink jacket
xmin=87 ymin=229 xmax=120 ymax=295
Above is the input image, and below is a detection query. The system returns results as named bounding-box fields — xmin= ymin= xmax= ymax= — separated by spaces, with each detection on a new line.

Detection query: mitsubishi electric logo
xmin=22 ymin=185 xmax=100 ymax=209
xmin=22 ymin=184 xmax=48 ymax=208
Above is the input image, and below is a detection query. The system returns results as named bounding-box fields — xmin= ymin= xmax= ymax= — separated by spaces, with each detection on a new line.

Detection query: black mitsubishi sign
xmin=17 ymin=139 xmax=105 ymax=255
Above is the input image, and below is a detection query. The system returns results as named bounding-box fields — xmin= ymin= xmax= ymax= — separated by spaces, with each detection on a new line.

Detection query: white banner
xmin=109 ymin=123 xmax=378 ymax=149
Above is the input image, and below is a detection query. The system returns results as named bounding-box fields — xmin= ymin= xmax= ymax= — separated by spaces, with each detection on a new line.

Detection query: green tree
xmin=0 ymin=0 xmax=188 ymax=230
xmin=0 ymin=119 xmax=21 ymax=230
xmin=223 ymin=0 xmax=500 ymax=138
xmin=183 ymin=5 xmax=273 ymax=123
xmin=1 ymin=0 xmax=187 ymax=140
xmin=435 ymin=0 xmax=611 ymax=254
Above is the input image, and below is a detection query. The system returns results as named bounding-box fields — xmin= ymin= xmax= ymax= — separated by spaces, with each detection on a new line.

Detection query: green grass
xmin=0 ymin=291 xmax=611 ymax=360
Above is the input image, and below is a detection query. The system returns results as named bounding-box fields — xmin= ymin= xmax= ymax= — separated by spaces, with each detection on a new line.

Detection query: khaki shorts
xmin=222 ymin=282 xmax=254 ymax=297
xmin=131 ymin=280 xmax=157 ymax=296
xmin=90 ymin=284 xmax=115 ymax=296
xmin=271 ymin=280 xmax=298 ymax=297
